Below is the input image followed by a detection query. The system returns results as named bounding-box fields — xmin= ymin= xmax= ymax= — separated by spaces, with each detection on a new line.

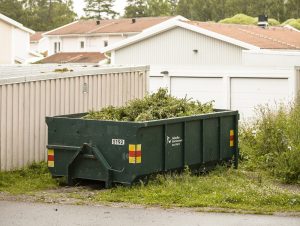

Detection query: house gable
xmin=114 ymin=27 xmax=245 ymax=66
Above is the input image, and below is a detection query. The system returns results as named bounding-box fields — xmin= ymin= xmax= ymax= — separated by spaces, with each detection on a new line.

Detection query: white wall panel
xmin=170 ymin=77 xmax=224 ymax=108
xmin=230 ymin=78 xmax=289 ymax=119
xmin=115 ymin=27 xmax=244 ymax=65
xmin=0 ymin=66 xmax=148 ymax=171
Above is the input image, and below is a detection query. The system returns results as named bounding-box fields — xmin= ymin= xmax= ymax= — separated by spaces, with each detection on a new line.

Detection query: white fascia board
xmin=244 ymin=49 xmax=300 ymax=56
xmin=0 ymin=13 xmax=34 ymax=34
xmin=43 ymin=20 xmax=79 ymax=36
xmin=101 ymin=20 xmax=260 ymax=53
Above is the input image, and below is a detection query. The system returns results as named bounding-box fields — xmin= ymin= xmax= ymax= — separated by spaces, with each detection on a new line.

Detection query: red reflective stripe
xmin=48 ymin=155 xmax=54 ymax=161
xmin=129 ymin=152 xmax=136 ymax=157
xmin=230 ymin=135 xmax=234 ymax=140
xmin=135 ymin=151 xmax=141 ymax=157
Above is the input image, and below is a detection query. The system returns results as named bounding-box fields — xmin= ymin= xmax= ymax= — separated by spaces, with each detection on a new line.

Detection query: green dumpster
xmin=46 ymin=109 xmax=239 ymax=188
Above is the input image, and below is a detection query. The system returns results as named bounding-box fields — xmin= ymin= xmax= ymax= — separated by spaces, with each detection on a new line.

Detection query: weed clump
xmin=84 ymin=88 xmax=214 ymax=122
xmin=240 ymin=100 xmax=300 ymax=184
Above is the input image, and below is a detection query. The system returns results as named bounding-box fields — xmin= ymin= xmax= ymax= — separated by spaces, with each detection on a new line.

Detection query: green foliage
xmin=0 ymin=162 xmax=58 ymax=194
xmin=0 ymin=0 xmax=76 ymax=31
xmin=268 ymin=18 xmax=280 ymax=26
xmin=282 ymin=18 xmax=300 ymax=30
xmin=94 ymin=167 xmax=300 ymax=213
xmin=124 ymin=0 xmax=148 ymax=17
xmin=219 ymin=14 xmax=280 ymax=26
xmin=124 ymin=0 xmax=178 ymax=18
xmin=240 ymin=102 xmax=300 ymax=184
xmin=84 ymin=88 xmax=214 ymax=121
xmin=165 ymin=0 xmax=299 ymax=23
xmin=219 ymin=13 xmax=257 ymax=25
xmin=84 ymin=0 xmax=118 ymax=19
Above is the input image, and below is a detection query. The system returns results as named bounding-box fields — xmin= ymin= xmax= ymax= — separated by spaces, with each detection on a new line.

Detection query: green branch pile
xmin=84 ymin=88 xmax=214 ymax=122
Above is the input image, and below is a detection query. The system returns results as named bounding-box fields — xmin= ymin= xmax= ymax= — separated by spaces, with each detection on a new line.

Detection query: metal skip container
xmin=46 ymin=110 xmax=239 ymax=188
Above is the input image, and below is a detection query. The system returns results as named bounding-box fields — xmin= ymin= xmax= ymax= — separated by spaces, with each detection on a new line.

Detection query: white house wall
xmin=0 ymin=66 xmax=149 ymax=171
xmin=114 ymin=27 xmax=244 ymax=65
xmin=13 ymin=27 xmax=30 ymax=63
xmin=0 ymin=19 xmax=13 ymax=64
xmin=48 ymin=35 xmax=129 ymax=56
xmin=243 ymin=50 xmax=300 ymax=67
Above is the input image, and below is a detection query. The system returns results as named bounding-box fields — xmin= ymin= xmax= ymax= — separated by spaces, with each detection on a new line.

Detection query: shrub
xmin=219 ymin=14 xmax=257 ymax=25
xmin=282 ymin=18 xmax=300 ymax=30
xmin=240 ymin=101 xmax=300 ymax=184
xmin=219 ymin=14 xmax=280 ymax=26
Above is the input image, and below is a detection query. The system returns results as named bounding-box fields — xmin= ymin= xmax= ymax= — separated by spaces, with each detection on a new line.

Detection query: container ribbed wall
xmin=0 ymin=66 xmax=148 ymax=171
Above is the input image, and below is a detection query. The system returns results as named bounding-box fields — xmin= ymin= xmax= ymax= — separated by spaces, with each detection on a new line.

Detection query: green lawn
xmin=0 ymin=163 xmax=299 ymax=214
xmin=93 ymin=167 xmax=300 ymax=214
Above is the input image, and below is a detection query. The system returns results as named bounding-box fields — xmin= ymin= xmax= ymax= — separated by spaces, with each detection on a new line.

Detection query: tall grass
xmin=240 ymin=100 xmax=300 ymax=184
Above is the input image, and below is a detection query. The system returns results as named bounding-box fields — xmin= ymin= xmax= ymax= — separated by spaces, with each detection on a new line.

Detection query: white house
xmin=41 ymin=16 xmax=185 ymax=63
xmin=0 ymin=13 xmax=36 ymax=64
xmin=101 ymin=19 xmax=300 ymax=119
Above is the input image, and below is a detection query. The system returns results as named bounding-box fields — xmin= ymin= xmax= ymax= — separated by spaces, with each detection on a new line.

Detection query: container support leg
xmin=84 ymin=143 xmax=113 ymax=188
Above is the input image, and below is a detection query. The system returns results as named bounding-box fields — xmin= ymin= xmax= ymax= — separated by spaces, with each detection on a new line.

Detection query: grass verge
xmin=0 ymin=162 xmax=58 ymax=194
xmin=0 ymin=163 xmax=299 ymax=214
xmin=93 ymin=166 xmax=300 ymax=214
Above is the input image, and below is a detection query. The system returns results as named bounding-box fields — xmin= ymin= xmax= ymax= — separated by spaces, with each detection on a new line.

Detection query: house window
xmin=54 ymin=42 xmax=61 ymax=53
xmin=80 ymin=41 xmax=85 ymax=49
xmin=104 ymin=41 xmax=108 ymax=47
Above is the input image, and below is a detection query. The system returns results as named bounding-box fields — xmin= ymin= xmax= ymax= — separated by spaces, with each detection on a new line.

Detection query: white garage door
xmin=170 ymin=77 xmax=224 ymax=108
xmin=231 ymin=78 xmax=289 ymax=119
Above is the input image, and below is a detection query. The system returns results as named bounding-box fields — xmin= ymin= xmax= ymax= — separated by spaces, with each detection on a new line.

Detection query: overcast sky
xmin=73 ymin=0 xmax=128 ymax=18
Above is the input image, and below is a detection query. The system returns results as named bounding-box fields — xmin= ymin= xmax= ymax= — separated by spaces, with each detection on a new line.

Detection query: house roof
xmin=102 ymin=19 xmax=300 ymax=53
xmin=0 ymin=13 xmax=34 ymax=34
xmin=44 ymin=16 xmax=182 ymax=36
xmin=30 ymin=32 xmax=45 ymax=42
xmin=38 ymin=52 xmax=106 ymax=64
xmin=188 ymin=21 xmax=300 ymax=50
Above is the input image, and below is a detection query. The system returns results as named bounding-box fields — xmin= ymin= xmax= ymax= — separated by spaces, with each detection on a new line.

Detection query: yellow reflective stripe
xmin=136 ymin=157 xmax=141 ymax=164
xmin=48 ymin=161 xmax=54 ymax=167
xmin=129 ymin=144 xmax=135 ymax=152
xmin=230 ymin=140 xmax=234 ymax=147
xmin=48 ymin=149 xmax=54 ymax=155
xmin=230 ymin=130 xmax=234 ymax=136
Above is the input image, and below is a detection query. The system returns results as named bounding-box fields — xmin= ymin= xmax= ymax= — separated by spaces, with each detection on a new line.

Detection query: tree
xmin=124 ymin=0 xmax=148 ymax=18
xmin=146 ymin=0 xmax=173 ymax=16
xmin=84 ymin=0 xmax=118 ymax=19
xmin=0 ymin=0 xmax=76 ymax=31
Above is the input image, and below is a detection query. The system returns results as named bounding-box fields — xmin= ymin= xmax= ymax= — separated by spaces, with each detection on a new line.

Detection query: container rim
xmin=46 ymin=109 xmax=239 ymax=127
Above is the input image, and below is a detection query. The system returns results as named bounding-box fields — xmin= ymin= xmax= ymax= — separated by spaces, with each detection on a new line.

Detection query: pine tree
xmin=84 ymin=0 xmax=118 ymax=19
xmin=124 ymin=0 xmax=148 ymax=18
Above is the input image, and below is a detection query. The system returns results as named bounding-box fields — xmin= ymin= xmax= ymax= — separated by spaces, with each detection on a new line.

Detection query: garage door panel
xmin=231 ymin=78 xmax=289 ymax=119
xmin=171 ymin=77 xmax=223 ymax=108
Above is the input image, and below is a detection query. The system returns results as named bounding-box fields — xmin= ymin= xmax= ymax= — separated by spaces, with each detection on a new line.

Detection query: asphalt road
xmin=0 ymin=201 xmax=299 ymax=226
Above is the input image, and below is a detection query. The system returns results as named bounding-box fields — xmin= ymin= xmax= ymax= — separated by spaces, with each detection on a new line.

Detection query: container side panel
xmin=165 ymin=123 xmax=184 ymax=170
xmin=133 ymin=126 xmax=164 ymax=175
xmin=203 ymin=118 xmax=219 ymax=162
xmin=220 ymin=116 xmax=236 ymax=160
xmin=185 ymin=121 xmax=202 ymax=165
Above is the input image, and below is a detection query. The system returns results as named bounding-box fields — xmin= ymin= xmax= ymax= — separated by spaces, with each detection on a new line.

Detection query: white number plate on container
xmin=112 ymin=139 xmax=125 ymax=145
